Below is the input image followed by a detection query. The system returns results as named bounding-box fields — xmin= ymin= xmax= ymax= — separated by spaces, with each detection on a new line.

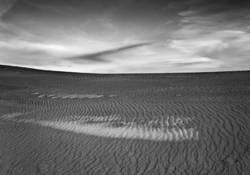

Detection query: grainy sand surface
xmin=0 ymin=65 xmax=250 ymax=175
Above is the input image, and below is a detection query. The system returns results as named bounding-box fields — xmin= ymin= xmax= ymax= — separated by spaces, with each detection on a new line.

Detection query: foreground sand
xmin=0 ymin=65 xmax=249 ymax=175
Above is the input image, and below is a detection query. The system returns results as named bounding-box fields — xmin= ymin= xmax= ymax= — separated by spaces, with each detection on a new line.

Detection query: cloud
xmin=170 ymin=39 xmax=226 ymax=54
xmin=68 ymin=42 xmax=152 ymax=63
xmin=0 ymin=0 xmax=16 ymax=17
xmin=178 ymin=10 xmax=197 ymax=17
xmin=168 ymin=28 xmax=250 ymax=69
xmin=168 ymin=4 xmax=250 ymax=71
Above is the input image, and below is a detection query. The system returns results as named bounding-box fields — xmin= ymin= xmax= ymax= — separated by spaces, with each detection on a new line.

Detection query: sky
xmin=0 ymin=0 xmax=250 ymax=73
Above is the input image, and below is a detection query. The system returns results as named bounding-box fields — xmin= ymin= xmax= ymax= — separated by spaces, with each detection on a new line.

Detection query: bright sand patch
xmin=1 ymin=113 xmax=198 ymax=141
xmin=36 ymin=120 xmax=199 ymax=141
xmin=32 ymin=92 xmax=115 ymax=99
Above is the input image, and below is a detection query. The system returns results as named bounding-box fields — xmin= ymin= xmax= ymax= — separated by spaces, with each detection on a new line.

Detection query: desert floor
xmin=0 ymin=65 xmax=249 ymax=175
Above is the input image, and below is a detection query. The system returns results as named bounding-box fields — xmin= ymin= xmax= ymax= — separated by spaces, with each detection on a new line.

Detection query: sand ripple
xmin=32 ymin=92 xmax=114 ymax=99
xmin=1 ymin=113 xmax=198 ymax=141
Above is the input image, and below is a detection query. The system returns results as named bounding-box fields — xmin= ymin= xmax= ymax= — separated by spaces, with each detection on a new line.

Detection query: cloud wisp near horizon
xmin=0 ymin=0 xmax=250 ymax=73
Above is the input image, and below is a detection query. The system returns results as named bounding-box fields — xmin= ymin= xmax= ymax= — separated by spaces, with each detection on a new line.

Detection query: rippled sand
xmin=0 ymin=65 xmax=250 ymax=175
xmin=3 ymin=113 xmax=198 ymax=141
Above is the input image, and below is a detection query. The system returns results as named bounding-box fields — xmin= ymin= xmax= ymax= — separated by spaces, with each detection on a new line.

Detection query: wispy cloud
xmin=0 ymin=0 xmax=16 ymax=17
xmin=68 ymin=42 xmax=152 ymax=63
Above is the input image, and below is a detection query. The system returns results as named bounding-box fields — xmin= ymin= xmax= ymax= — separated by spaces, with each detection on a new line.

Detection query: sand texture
xmin=0 ymin=65 xmax=250 ymax=175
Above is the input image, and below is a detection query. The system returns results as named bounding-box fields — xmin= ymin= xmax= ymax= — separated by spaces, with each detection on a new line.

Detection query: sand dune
xmin=0 ymin=65 xmax=250 ymax=175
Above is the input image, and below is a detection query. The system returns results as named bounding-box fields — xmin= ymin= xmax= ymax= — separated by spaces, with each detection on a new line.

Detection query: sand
xmin=0 ymin=65 xmax=250 ymax=175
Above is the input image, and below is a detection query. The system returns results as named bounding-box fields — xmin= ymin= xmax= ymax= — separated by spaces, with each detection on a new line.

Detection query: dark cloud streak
xmin=67 ymin=42 xmax=152 ymax=63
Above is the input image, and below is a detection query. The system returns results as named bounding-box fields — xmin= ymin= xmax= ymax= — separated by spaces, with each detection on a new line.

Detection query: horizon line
xmin=0 ymin=64 xmax=249 ymax=75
